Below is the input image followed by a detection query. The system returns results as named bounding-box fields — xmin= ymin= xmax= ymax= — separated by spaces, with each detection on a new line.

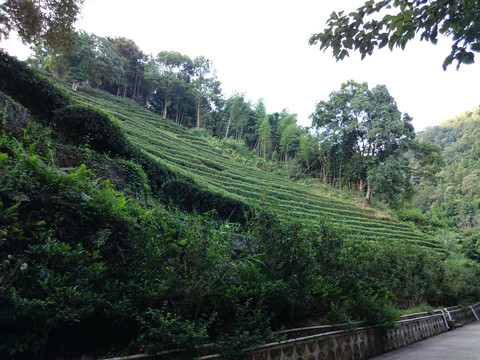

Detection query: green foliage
xmin=0 ymin=50 xmax=70 ymax=122
xmin=1 ymin=111 xmax=480 ymax=359
xmin=53 ymin=77 xmax=442 ymax=251
xmin=0 ymin=0 xmax=83 ymax=52
xmin=161 ymin=178 xmax=248 ymax=223
xmin=442 ymin=254 xmax=480 ymax=305
xmin=0 ymin=91 xmax=31 ymax=127
xmin=53 ymin=104 xmax=132 ymax=157
xmin=416 ymin=110 xmax=480 ymax=255
xmin=309 ymin=0 xmax=480 ymax=69
xmin=311 ymin=80 xmax=432 ymax=208
xmin=4 ymin=53 xmax=480 ymax=359
xmin=114 ymin=158 xmax=151 ymax=196
xmin=140 ymin=305 xmax=215 ymax=356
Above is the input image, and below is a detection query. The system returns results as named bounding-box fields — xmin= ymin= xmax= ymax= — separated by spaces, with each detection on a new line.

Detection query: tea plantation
xmin=55 ymin=81 xmax=445 ymax=255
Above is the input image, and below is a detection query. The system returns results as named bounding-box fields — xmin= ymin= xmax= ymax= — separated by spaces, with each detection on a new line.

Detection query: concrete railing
xmin=444 ymin=302 xmax=480 ymax=326
xmin=105 ymin=303 xmax=480 ymax=360
xmin=228 ymin=312 xmax=448 ymax=360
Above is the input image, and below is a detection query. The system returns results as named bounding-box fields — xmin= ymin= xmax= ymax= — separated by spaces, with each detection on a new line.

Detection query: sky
xmin=2 ymin=0 xmax=480 ymax=132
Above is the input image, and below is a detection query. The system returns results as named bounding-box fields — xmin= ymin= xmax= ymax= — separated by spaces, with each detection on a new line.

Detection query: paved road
xmin=372 ymin=321 xmax=480 ymax=359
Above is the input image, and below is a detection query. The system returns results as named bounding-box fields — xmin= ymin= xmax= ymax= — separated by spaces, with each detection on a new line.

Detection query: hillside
xmin=51 ymin=79 xmax=445 ymax=255
xmin=416 ymin=110 xmax=480 ymax=257
xmin=4 ymin=52 xmax=478 ymax=360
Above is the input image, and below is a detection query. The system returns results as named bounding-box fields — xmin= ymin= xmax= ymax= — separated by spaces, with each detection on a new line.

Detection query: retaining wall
xmin=106 ymin=303 xmax=480 ymax=360
xmin=445 ymin=302 xmax=480 ymax=326
xmin=238 ymin=313 xmax=448 ymax=360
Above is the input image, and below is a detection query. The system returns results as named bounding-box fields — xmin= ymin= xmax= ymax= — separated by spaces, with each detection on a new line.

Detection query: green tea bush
xmin=161 ymin=178 xmax=248 ymax=223
xmin=114 ymin=158 xmax=151 ymax=197
xmin=0 ymin=51 xmax=70 ymax=122
xmin=140 ymin=305 xmax=216 ymax=357
xmin=53 ymin=104 xmax=132 ymax=158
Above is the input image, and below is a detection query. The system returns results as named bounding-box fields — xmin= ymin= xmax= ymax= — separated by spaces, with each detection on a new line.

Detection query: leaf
xmin=0 ymin=152 xmax=8 ymax=165
xmin=471 ymin=43 xmax=480 ymax=52
xmin=461 ymin=51 xmax=475 ymax=65
xmin=442 ymin=54 xmax=454 ymax=70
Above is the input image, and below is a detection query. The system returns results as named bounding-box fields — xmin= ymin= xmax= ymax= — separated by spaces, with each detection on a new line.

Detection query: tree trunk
xmin=132 ymin=71 xmax=139 ymax=100
xmin=224 ymin=114 xmax=232 ymax=139
xmin=358 ymin=178 xmax=365 ymax=193
xmin=163 ymin=89 xmax=168 ymax=118
xmin=365 ymin=179 xmax=372 ymax=206
xmin=196 ymin=94 xmax=201 ymax=128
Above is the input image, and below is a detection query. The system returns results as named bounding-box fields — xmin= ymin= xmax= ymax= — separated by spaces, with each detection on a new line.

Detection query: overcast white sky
xmin=2 ymin=0 xmax=480 ymax=131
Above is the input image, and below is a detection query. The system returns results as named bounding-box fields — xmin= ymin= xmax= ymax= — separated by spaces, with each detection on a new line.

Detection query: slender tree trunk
xmin=224 ymin=114 xmax=232 ymax=139
xmin=123 ymin=83 xmax=127 ymax=98
xmin=365 ymin=179 xmax=372 ymax=206
xmin=163 ymin=89 xmax=168 ymax=118
xmin=132 ymin=71 xmax=139 ymax=100
xmin=358 ymin=178 xmax=365 ymax=193
xmin=196 ymin=94 xmax=201 ymax=128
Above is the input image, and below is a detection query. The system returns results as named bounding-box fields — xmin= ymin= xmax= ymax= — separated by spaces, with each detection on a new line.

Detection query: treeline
xmin=29 ymin=32 xmax=222 ymax=129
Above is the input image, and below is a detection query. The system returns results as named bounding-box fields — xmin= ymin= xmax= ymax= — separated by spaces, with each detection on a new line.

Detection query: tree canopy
xmin=309 ymin=0 xmax=480 ymax=69
xmin=0 ymin=0 xmax=84 ymax=52
xmin=310 ymin=80 xmax=440 ymax=207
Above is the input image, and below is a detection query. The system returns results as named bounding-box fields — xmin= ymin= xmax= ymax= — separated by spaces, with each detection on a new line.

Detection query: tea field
xmin=57 ymin=82 xmax=445 ymax=255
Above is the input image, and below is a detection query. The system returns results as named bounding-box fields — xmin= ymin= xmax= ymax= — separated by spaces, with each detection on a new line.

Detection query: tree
xmin=191 ymin=56 xmax=222 ymax=128
xmin=154 ymin=51 xmax=193 ymax=118
xmin=309 ymin=0 xmax=480 ymax=69
xmin=258 ymin=117 xmax=271 ymax=158
xmin=112 ymin=37 xmax=145 ymax=99
xmin=311 ymin=81 xmax=416 ymax=206
xmin=299 ymin=131 xmax=319 ymax=173
xmin=222 ymin=94 xmax=254 ymax=140
xmin=279 ymin=123 xmax=300 ymax=163
xmin=43 ymin=32 xmax=125 ymax=91
xmin=0 ymin=0 xmax=84 ymax=52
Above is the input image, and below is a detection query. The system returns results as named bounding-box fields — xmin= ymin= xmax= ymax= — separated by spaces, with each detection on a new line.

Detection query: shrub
xmin=0 ymin=51 xmax=70 ymax=122
xmin=161 ymin=178 xmax=248 ymax=223
xmin=53 ymin=104 xmax=132 ymax=158
xmin=140 ymin=306 xmax=216 ymax=357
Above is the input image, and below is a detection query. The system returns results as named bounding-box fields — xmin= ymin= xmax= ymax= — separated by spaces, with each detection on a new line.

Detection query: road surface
xmin=372 ymin=321 xmax=480 ymax=359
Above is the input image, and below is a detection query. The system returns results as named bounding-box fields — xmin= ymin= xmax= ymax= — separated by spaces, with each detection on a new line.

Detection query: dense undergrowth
xmin=1 ymin=51 xmax=480 ymax=359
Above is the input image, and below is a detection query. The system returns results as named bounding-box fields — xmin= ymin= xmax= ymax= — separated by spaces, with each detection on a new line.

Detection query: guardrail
xmin=103 ymin=302 xmax=480 ymax=360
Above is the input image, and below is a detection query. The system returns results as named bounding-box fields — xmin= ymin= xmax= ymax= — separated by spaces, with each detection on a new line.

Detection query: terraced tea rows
xmin=57 ymin=82 xmax=446 ymax=255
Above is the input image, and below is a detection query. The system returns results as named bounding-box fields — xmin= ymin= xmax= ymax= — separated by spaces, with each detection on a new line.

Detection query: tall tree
xmin=0 ymin=0 xmax=84 ymax=52
xmin=191 ymin=56 xmax=222 ymax=128
xmin=112 ymin=37 xmax=145 ymax=99
xmin=44 ymin=32 xmax=125 ymax=91
xmin=222 ymin=94 xmax=253 ymax=140
xmin=279 ymin=123 xmax=300 ymax=163
xmin=299 ymin=131 xmax=319 ymax=173
xmin=309 ymin=0 xmax=480 ymax=69
xmin=311 ymin=81 xmax=416 ymax=206
xmin=258 ymin=117 xmax=271 ymax=158
xmin=154 ymin=51 xmax=193 ymax=118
